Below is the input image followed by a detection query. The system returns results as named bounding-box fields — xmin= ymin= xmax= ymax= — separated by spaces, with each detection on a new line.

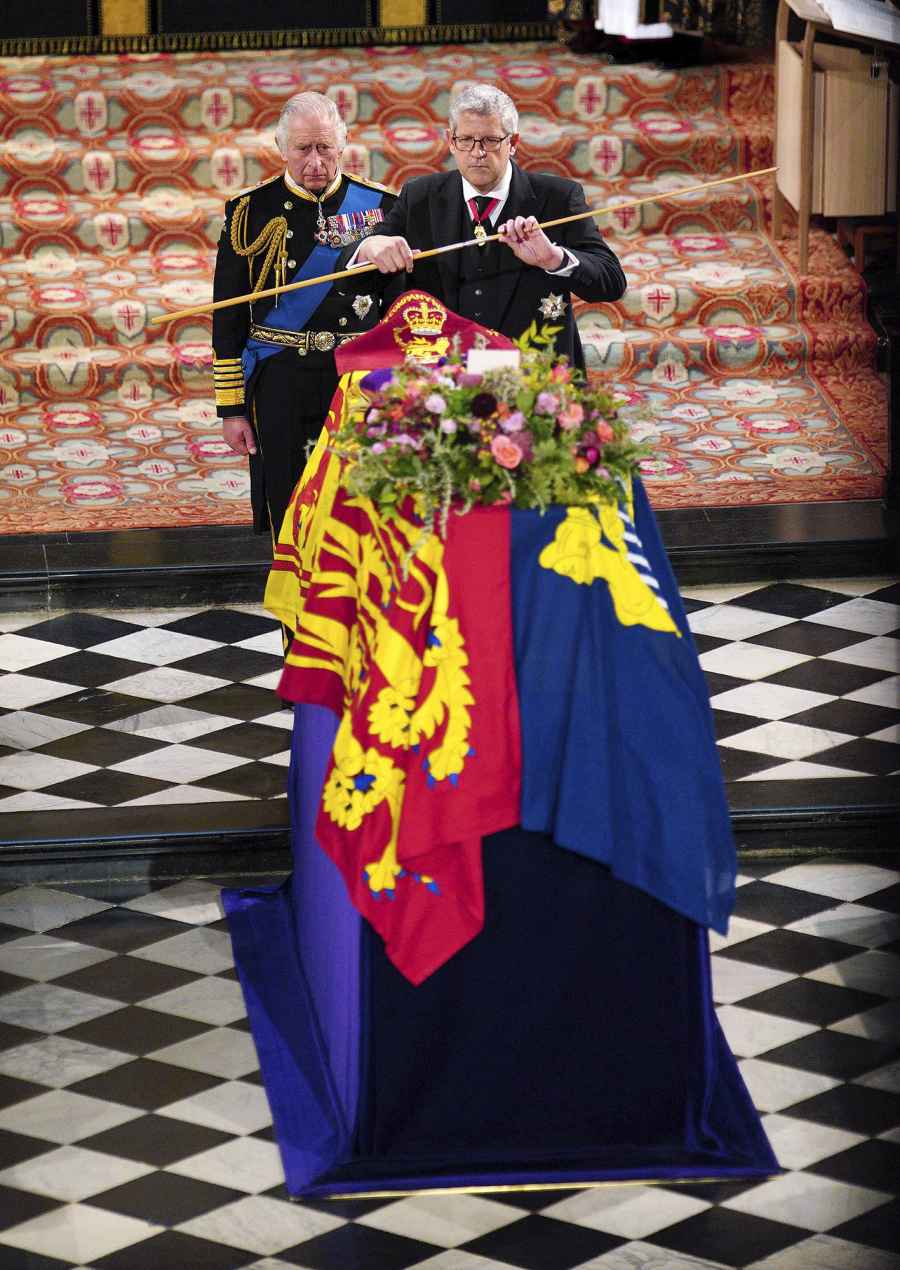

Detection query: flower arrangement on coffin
xmin=330 ymin=325 xmax=649 ymax=534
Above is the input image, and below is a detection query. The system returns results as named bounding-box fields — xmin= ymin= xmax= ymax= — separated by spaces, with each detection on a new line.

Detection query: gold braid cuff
xmin=229 ymin=197 xmax=289 ymax=299
xmin=213 ymin=356 xmax=246 ymax=408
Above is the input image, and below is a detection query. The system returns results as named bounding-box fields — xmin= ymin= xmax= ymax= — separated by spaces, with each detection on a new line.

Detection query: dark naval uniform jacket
xmin=348 ymin=163 xmax=626 ymax=370
xmin=213 ymin=170 xmax=396 ymax=535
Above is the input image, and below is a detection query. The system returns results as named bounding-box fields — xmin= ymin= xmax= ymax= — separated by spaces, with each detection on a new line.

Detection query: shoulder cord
xmin=229 ymin=197 xmax=288 ymax=299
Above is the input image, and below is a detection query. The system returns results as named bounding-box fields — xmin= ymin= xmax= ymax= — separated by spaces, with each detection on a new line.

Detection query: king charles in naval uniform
xmin=212 ymin=91 xmax=396 ymax=538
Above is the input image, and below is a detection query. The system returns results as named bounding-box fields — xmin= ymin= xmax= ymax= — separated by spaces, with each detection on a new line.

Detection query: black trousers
xmin=249 ymin=349 xmax=339 ymax=537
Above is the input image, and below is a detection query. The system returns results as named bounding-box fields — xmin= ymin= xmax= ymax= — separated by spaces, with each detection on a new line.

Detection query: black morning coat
xmin=347 ymin=163 xmax=627 ymax=369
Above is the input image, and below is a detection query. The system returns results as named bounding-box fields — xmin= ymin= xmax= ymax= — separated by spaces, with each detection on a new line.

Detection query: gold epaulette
xmin=234 ymin=172 xmax=283 ymax=199
xmin=213 ymin=356 xmax=245 ymax=408
xmin=347 ymin=173 xmax=396 ymax=197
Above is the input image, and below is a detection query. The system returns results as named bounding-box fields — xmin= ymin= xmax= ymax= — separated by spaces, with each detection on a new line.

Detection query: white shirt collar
xmin=460 ymin=162 xmax=513 ymax=222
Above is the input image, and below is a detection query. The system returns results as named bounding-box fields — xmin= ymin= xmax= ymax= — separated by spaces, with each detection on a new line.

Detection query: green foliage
xmin=329 ymin=336 xmax=650 ymax=535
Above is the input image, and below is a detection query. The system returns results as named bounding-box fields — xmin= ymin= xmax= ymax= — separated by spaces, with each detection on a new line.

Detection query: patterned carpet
xmin=0 ymin=45 xmax=888 ymax=532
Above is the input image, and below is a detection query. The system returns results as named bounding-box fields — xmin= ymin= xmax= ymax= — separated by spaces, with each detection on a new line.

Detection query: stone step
xmin=0 ymin=176 xmax=779 ymax=260
xmin=0 ymin=318 xmax=878 ymax=423
xmin=0 ymin=115 xmax=774 ymax=199
xmin=0 ymin=229 xmax=865 ymax=365
xmin=0 ymin=54 xmax=771 ymax=138
xmin=580 ymin=319 xmax=879 ymax=380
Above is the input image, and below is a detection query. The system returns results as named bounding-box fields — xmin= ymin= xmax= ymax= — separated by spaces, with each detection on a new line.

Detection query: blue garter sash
xmin=240 ymin=181 xmax=383 ymax=385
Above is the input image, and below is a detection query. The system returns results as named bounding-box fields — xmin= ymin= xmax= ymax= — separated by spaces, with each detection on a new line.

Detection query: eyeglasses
xmin=450 ymin=133 xmax=510 ymax=153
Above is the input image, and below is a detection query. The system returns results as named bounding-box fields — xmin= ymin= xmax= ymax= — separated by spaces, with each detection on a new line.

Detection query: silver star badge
xmin=539 ymin=293 xmax=566 ymax=320
xmin=352 ymin=294 xmax=373 ymax=320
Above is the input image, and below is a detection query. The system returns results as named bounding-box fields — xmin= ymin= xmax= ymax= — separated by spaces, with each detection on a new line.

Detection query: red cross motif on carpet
xmin=0 ymin=45 xmax=886 ymax=532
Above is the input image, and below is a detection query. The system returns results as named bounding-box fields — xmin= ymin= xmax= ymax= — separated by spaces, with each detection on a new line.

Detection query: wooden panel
xmin=779 ymin=37 xmax=896 ymax=220
xmin=785 ymin=0 xmax=830 ymax=22
xmin=812 ymin=68 xmax=824 ymax=214
xmin=888 ymin=83 xmax=899 ymax=214
xmin=776 ymin=40 xmax=807 ymax=212
xmin=822 ymin=67 xmax=889 ymax=215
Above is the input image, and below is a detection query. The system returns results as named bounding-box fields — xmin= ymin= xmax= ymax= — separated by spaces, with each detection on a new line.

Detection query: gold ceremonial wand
xmin=149 ymin=166 xmax=777 ymax=325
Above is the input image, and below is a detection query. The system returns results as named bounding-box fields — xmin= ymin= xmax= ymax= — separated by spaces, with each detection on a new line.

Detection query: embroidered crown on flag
xmin=335 ymin=289 xmax=514 ymax=373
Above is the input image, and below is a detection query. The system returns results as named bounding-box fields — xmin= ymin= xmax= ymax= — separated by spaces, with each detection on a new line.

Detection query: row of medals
xmin=314 ymin=202 xmax=372 ymax=249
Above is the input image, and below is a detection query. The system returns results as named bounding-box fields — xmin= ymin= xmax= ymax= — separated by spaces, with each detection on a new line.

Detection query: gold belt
xmin=249 ymin=323 xmax=360 ymax=355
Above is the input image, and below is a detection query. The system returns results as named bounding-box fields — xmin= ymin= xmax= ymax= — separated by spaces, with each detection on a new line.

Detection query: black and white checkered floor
xmin=0 ymin=860 xmax=896 ymax=1268
xmin=1 ymin=577 xmax=899 ymax=812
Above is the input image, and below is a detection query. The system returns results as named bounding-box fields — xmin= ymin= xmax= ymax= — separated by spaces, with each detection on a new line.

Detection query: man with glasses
xmin=350 ymin=84 xmax=626 ymax=367
xmin=213 ymin=92 xmax=395 ymax=539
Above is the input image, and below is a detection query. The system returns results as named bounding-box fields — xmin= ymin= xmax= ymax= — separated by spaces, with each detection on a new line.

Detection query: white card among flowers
xmin=465 ymin=349 xmax=522 ymax=373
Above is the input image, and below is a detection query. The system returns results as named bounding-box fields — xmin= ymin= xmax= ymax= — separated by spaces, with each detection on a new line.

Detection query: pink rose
xmin=490 ymin=434 xmax=523 ymax=469
xmin=594 ymin=421 xmax=614 ymax=443
xmin=557 ymin=402 xmax=584 ymax=430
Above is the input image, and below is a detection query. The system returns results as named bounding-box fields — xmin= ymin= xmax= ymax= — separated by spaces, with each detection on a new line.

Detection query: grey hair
xmin=449 ymin=84 xmax=518 ymax=135
xmin=275 ymin=92 xmax=347 ymax=152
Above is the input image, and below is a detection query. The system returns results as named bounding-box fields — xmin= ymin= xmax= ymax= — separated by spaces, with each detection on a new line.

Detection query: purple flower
xmin=500 ymin=410 xmax=525 ymax=433
xmin=440 ymin=418 xmax=459 ymax=435
xmin=471 ymin=392 xmax=497 ymax=418
xmin=459 ymin=371 xmax=483 ymax=388
xmin=371 ymin=442 xmax=386 ymax=455
xmin=424 ymin=393 xmax=447 ymax=414
xmin=536 ymin=391 xmax=559 ymax=414
xmin=361 ymin=369 xmax=394 ymax=393
xmin=367 ymin=423 xmax=386 ymax=437
xmin=516 ymin=429 xmax=534 ymax=461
